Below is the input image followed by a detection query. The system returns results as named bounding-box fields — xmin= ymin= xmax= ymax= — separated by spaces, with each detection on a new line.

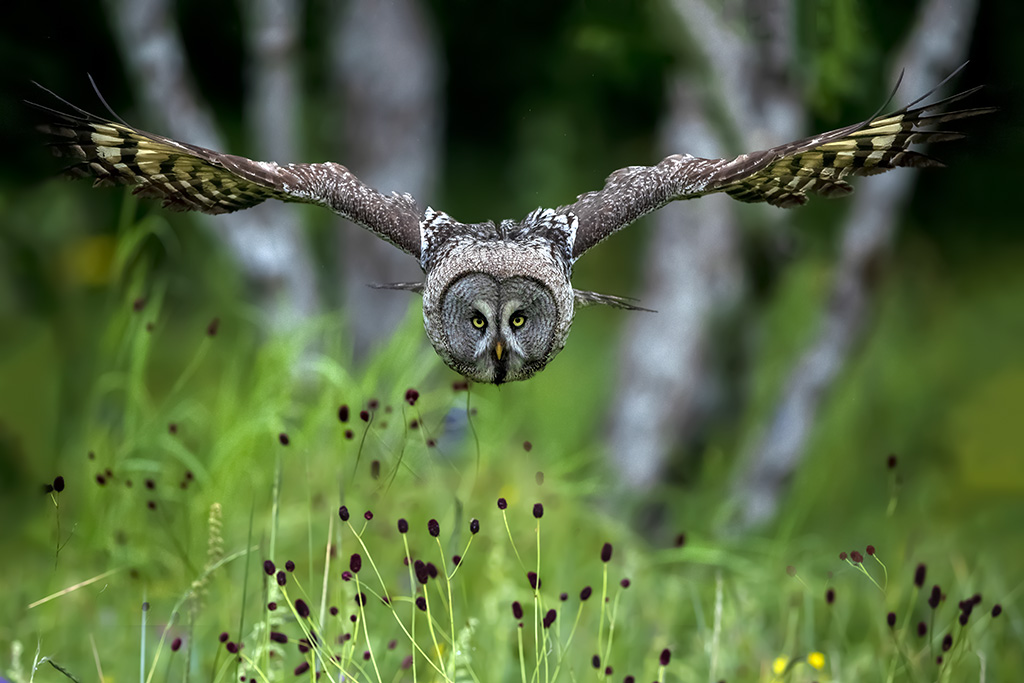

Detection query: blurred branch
xmin=102 ymin=0 xmax=319 ymax=329
xmin=329 ymin=0 xmax=443 ymax=358
xmin=668 ymin=0 xmax=803 ymax=147
xmin=734 ymin=0 xmax=981 ymax=527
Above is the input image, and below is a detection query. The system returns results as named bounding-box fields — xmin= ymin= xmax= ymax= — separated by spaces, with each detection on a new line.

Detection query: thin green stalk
xmin=435 ymin=536 xmax=457 ymax=676
xmin=354 ymin=573 xmax=384 ymax=683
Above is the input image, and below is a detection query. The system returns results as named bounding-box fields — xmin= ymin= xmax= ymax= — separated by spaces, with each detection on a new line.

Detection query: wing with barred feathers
xmin=28 ymin=85 xmax=424 ymax=258
xmin=567 ymin=68 xmax=994 ymax=260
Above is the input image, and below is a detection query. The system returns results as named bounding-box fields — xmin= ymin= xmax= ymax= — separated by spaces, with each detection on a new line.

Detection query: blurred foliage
xmin=1 ymin=0 xmax=1023 ymax=680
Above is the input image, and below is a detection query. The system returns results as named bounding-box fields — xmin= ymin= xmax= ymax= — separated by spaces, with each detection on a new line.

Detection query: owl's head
xmin=428 ymin=273 xmax=564 ymax=384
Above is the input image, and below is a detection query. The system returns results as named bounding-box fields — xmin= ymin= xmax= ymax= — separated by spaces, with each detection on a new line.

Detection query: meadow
xmin=4 ymin=198 xmax=1020 ymax=682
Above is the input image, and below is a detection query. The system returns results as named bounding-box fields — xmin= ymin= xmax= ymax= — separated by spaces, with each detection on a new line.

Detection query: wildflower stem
xmin=845 ymin=558 xmax=884 ymax=593
xmin=232 ymin=504 xmax=256 ymax=682
xmin=598 ymin=563 xmax=608 ymax=666
xmin=435 ymin=536 xmax=457 ymax=675
xmin=400 ymin=534 xmax=420 ymax=683
xmin=873 ymin=554 xmax=889 ymax=592
xmin=345 ymin=520 xmax=392 ymax=605
xmin=382 ymin=598 xmax=453 ymax=682
xmin=448 ymin=536 xmax=474 ymax=581
xmin=550 ymin=602 xmax=585 ymax=682
xmin=237 ymin=654 xmax=272 ymax=683
xmin=535 ymin=513 xmax=545 ymax=682
xmin=602 ymin=589 xmax=623 ymax=676
xmin=317 ymin=510 xmax=333 ymax=641
xmin=421 ymin=590 xmax=445 ymax=676
xmin=516 ymin=622 xmax=527 ymax=683
xmin=353 ymin=573 xmax=384 ymax=683
xmin=501 ymin=510 xmax=527 ymax=572
xmin=140 ymin=590 xmax=147 ymax=683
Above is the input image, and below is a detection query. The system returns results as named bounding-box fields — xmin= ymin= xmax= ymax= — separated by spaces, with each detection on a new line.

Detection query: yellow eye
xmin=510 ymin=314 xmax=525 ymax=328
xmin=471 ymin=315 xmax=486 ymax=329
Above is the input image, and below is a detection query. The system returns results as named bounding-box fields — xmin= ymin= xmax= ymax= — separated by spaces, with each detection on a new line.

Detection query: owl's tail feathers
xmin=574 ymin=289 xmax=654 ymax=312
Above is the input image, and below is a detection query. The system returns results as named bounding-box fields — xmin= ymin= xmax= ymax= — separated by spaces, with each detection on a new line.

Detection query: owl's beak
xmin=494 ymin=341 xmax=504 ymax=361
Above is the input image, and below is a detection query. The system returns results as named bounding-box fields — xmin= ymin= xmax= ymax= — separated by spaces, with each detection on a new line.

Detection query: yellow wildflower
xmin=772 ymin=656 xmax=789 ymax=675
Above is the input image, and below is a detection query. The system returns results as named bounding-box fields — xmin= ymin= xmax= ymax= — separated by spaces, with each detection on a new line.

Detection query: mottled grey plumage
xmin=29 ymin=71 xmax=991 ymax=383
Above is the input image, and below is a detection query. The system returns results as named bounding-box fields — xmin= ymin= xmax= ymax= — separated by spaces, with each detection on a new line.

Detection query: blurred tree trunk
xmin=103 ymin=0 xmax=319 ymax=330
xmin=606 ymin=75 xmax=744 ymax=490
xmin=734 ymin=0 xmax=980 ymax=527
xmin=328 ymin=0 xmax=443 ymax=358
xmin=608 ymin=0 xmax=802 ymax=490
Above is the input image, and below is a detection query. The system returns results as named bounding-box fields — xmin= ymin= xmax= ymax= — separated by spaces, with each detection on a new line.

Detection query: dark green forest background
xmin=3 ymin=0 xmax=1021 ymax=506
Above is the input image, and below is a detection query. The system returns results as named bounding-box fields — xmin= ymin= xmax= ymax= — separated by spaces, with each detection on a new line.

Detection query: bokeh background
xmin=1 ymin=0 xmax=1023 ymax=678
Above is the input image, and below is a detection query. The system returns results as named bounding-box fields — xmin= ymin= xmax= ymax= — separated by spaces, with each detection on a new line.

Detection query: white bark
xmin=608 ymin=76 xmax=745 ymax=490
xmin=329 ymin=0 xmax=443 ymax=358
xmin=608 ymin=0 xmax=801 ymax=490
xmin=735 ymin=0 xmax=980 ymax=527
xmin=103 ymin=0 xmax=319 ymax=330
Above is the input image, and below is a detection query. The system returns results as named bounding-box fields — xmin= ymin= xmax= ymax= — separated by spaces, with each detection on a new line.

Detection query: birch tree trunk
xmin=734 ymin=0 xmax=980 ymax=527
xmin=607 ymin=0 xmax=802 ymax=490
xmin=329 ymin=0 xmax=443 ymax=358
xmin=103 ymin=0 xmax=319 ymax=330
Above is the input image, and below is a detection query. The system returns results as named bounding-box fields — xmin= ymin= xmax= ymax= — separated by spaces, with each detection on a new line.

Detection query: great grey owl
xmin=30 ymin=71 xmax=990 ymax=384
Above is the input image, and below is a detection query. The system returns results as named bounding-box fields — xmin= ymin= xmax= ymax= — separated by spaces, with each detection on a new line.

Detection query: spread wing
xmin=566 ymin=70 xmax=994 ymax=260
xmin=28 ymin=86 xmax=423 ymax=258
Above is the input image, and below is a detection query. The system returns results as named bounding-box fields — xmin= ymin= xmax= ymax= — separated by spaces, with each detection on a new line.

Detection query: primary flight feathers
xmin=30 ymin=67 xmax=991 ymax=383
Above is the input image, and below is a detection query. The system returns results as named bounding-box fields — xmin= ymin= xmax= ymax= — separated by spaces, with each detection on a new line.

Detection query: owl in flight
xmin=31 ymin=68 xmax=990 ymax=384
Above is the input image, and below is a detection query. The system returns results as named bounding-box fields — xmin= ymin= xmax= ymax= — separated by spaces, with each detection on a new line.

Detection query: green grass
xmin=3 ymin=206 xmax=1021 ymax=683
